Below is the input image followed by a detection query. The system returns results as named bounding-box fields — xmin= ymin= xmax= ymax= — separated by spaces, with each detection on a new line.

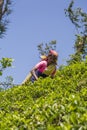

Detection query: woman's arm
xmin=31 ymin=60 xmax=47 ymax=80
xmin=31 ymin=68 xmax=38 ymax=80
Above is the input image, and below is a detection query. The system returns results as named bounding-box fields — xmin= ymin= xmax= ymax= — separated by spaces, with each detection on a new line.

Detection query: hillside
xmin=0 ymin=60 xmax=87 ymax=130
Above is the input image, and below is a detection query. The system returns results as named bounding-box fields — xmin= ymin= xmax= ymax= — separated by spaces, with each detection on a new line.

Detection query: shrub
xmin=0 ymin=60 xmax=87 ymax=129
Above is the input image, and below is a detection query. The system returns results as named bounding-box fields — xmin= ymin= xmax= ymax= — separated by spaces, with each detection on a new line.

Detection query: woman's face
xmin=47 ymin=54 xmax=54 ymax=64
xmin=47 ymin=52 xmax=57 ymax=64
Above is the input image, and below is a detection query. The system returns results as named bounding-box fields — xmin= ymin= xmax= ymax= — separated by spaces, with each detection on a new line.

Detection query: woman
xmin=22 ymin=50 xmax=58 ymax=84
xmin=30 ymin=50 xmax=58 ymax=83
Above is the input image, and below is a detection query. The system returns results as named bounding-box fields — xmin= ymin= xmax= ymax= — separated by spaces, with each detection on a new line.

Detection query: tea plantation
xmin=0 ymin=60 xmax=87 ymax=130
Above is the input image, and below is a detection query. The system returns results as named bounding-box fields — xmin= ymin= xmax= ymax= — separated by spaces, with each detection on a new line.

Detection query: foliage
xmin=65 ymin=0 xmax=87 ymax=35
xmin=37 ymin=40 xmax=57 ymax=56
xmin=0 ymin=76 xmax=14 ymax=90
xmin=0 ymin=0 xmax=13 ymax=89
xmin=67 ymin=35 xmax=87 ymax=65
xmin=0 ymin=87 xmax=3 ymax=91
xmin=65 ymin=0 xmax=87 ymax=64
xmin=0 ymin=57 xmax=13 ymax=76
xmin=0 ymin=58 xmax=13 ymax=89
xmin=0 ymin=59 xmax=87 ymax=129
xmin=0 ymin=0 xmax=12 ymax=38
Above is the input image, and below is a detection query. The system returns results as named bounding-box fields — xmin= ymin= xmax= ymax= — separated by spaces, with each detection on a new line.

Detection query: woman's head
xmin=47 ymin=50 xmax=58 ymax=64
xmin=49 ymin=50 xmax=58 ymax=57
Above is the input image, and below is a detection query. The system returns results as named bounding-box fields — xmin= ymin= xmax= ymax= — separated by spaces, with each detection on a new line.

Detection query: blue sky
xmin=0 ymin=0 xmax=87 ymax=84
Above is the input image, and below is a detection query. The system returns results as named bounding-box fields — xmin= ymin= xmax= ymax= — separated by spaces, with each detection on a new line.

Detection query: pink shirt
xmin=35 ymin=60 xmax=47 ymax=73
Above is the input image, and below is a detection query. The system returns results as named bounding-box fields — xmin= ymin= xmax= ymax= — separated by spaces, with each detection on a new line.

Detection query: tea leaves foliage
xmin=0 ymin=60 xmax=87 ymax=129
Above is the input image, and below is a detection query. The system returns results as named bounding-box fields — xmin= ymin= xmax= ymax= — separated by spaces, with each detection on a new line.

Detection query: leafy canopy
xmin=0 ymin=59 xmax=87 ymax=129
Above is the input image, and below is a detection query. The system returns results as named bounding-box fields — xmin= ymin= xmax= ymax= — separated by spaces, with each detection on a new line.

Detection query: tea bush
xmin=0 ymin=60 xmax=87 ymax=130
